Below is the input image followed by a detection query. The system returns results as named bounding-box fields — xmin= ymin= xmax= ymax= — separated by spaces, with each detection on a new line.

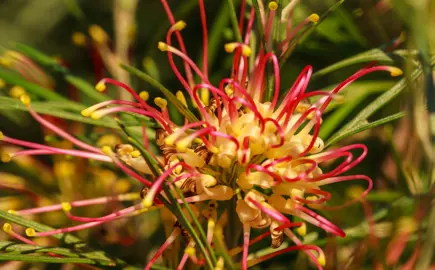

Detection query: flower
xmin=0 ymin=1 xmax=403 ymax=269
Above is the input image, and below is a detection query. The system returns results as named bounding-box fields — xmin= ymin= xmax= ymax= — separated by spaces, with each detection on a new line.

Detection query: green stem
xmin=227 ymin=0 xmax=242 ymax=43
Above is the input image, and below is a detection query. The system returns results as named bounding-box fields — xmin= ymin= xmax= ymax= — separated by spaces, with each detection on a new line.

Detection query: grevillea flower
xmin=0 ymin=1 xmax=404 ymax=269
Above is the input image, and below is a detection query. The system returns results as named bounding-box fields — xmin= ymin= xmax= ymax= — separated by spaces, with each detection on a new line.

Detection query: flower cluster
xmin=0 ymin=1 xmax=403 ymax=269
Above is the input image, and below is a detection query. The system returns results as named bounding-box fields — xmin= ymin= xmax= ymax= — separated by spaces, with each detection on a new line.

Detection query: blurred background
xmin=0 ymin=0 xmax=434 ymax=269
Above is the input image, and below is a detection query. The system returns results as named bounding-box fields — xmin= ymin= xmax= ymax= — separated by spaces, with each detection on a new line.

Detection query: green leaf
xmin=0 ymin=241 xmax=118 ymax=266
xmin=0 ymin=209 xmax=83 ymax=246
xmin=13 ymin=43 xmax=68 ymax=73
xmin=65 ymin=75 xmax=110 ymax=103
xmin=312 ymin=49 xmax=393 ymax=79
xmin=0 ymin=253 xmax=105 ymax=264
xmin=120 ymin=64 xmax=199 ymax=123
xmin=326 ymin=111 xmax=406 ymax=146
xmin=0 ymin=97 xmax=118 ymax=129
xmin=320 ymin=81 xmax=395 ymax=138
xmin=326 ymin=67 xmax=422 ymax=146
xmin=0 ymin=69 xmax=74 ymax=103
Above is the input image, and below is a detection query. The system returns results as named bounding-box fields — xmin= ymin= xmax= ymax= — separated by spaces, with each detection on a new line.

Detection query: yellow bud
xmin=171 ymin=20 xmax=187 ymax=31
xmin=142 ymin=197 xmax=153 ymax=208
xmin=61 ymin=202 xmax=72 ymax=212
xmin=114 ymin=179 xmax=131 ymax=193
xmin=390 ymin=67 xmax=403 ymax=77
xmin=3 ymin=223 xmax=12 ymax=233
xmin=25 ymin=228 xmax=36 ymax=237
xmin=0 ymin=79 xmax=5 ymax=88
xmin=90 ymin=112 xmax=103 ymax=120
xmin=158 ymin=42 xmax=169 ymax=51
xmin=0 ymin=57 xmax=13 ymax=67
xmin=318 ymin=253 xmax=326 ymax=266
xmin=9 ymin=86 xmax=26 ymax=98
xmin=101 ymin=146 xmax=113 ymax=155
xmin=268 ymin=1 xmax=278 ymax=10
xmin=81 ymin=109 xmax=91 ymax=117
xmin=185 ymin=246 xmax=196 ymax=256
xmin=7 ymin=210 xmax=16 ymax=215
xmin=154 ymin=97 xmax=167 ymax=109
xmin=95 ymin=82 xmax=106 ymax=92
xmin=308 ymin=13 xmax=320 ymax=23
xmin=88 ymin=25 xmax=108 ymax=44
xmin=20 ymin=94 xmax=31 ymax=106
xmin=208 ymin=218 xmax=215 ymax=228
xmin=296 ymin=222 xmax=307 ymax=236
xmin=176 ymin=91 xmax=188 ymax=107
xmin=130 ymin=150 xmax=141 ymax=158
xmin=139 ymin=91 xmax=149 ymax=101
xmin=71 ymin=32 xmax=87 ymax=47
xmin=1 ymin=152 xmax=11 ymax=163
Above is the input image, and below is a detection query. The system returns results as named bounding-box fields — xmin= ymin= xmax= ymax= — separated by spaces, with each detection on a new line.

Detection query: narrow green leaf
xmin=13 ymin=43 xmax=68 ymax=73
xmin=0 ymin=241 xmax=117 ymax=265
xmin=227 ymin=0 xmax=242 ymax=43
xmin=0 ymin=97 xmax=118 ymax=129
xmin=65 ymin=75 xmax=110 ymax=103
xmin=326 ymin=111 xmax=406 ymax=146
xmin=326 ymin=68 xmax=422 ymax=146
xmin=0 ymin=254 xmax=102 ymax=264
xmin=120 ymin=64 xmax=199 ymax=123
xmin=0 ymin=209 xmax=83 ymax=246
xmin=0 ymin=69 xmax=73 ymax=103
xmin=312 ymin=49 xmax=393 ymax=79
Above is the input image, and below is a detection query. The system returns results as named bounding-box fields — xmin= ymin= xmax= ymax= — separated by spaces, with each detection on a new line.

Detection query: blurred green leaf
xmin=13 ymin=43 xmax=68 ymax=73
xmin=312 ymin=49 xmax=393 ymax=79
xmin=121 ymin=64 xmax=199 ymax=123
xmin=65 ymin=75 xmax=110 ymax=103
xmin=326 ymin=68 xmax=422 ymax=146
xmin=0 ymin=70 xmax=74 ymax=104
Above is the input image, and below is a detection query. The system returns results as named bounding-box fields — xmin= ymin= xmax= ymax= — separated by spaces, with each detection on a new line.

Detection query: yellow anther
xmin=171 ymin=20 xmax=187 ymax=31
xmin=164 ymin=134 xmax=177 ymax=146
xmin=61 ymin=202 xmax=72 ymax=212
xmin=296 ymin=222 xmax=307 ymax=236
xmin=114 ymin=179 xmax=131 ymax=193
xmin=215 ymin=257 xmax=224 ymax=270
xmin=389 ymin=67 xmax=403 ymax=77
xmin=25 ymin=228 xmax=36 ymax=237
xmin=101 ymin=146 xmax=113 ymax=155
xmin=95 ymin=82 xmax=106 ymax=92
xmin=142 ymin=197 xmax=153 ymax=208
xmin=209 ymin=146 xmax=219 ymax=154
xmin=71 ymin=32 xmax=87 ymax=47
xmin=0 ymin=79 xmax=5 ymax=88
xmin=224 ymin=43 xmax=237 ymax=53
xmin=154 ymin=97 xmax=167 ymax=109
xmin=97 ymin=135 xmax=121 ymax=147
xmin=81 ymin=109 xmax=92 ymax=117
xmin=20 ymin=94 xmax=31 ymax=106
xmin=3 ymin=223 xmax=12 ymax=233
xmin=268 ymin=1 xmax=278 ymax=10
xmin=318 ymin=253 xmax=326 ymax=266
xmin=308 ymin=13 xmax=320 ymax=23
xmin=185 ymin=246 xmax=196 ymax=256
xmin=88 ymin=25 xmax=108 ymax=44
xmin=176 ymin=91 xmax=188 ymax=107
xmin=208 ymin=219 xmax=216 ymax=228
xmin=7 ymin=210 xmax=16 ymax=215
xmin=0 ymin=57 xmax=12 ymax=67
xmin=157 ymin=42 xmax=169 ymax=51
xmin=1 ymin=152 xmax=11 ymax=163
xmin=241 ymin=46 xmax=252 ymax=57
xmin=396 ymin=216 xmax=417 ymax=234
xmin=139 ymin=91 xmax=149 ymax=101
xmin=130 ymin=150 xmax=141 ymax=158
xmin=90 ymin=112 xmax=103 ymax=120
